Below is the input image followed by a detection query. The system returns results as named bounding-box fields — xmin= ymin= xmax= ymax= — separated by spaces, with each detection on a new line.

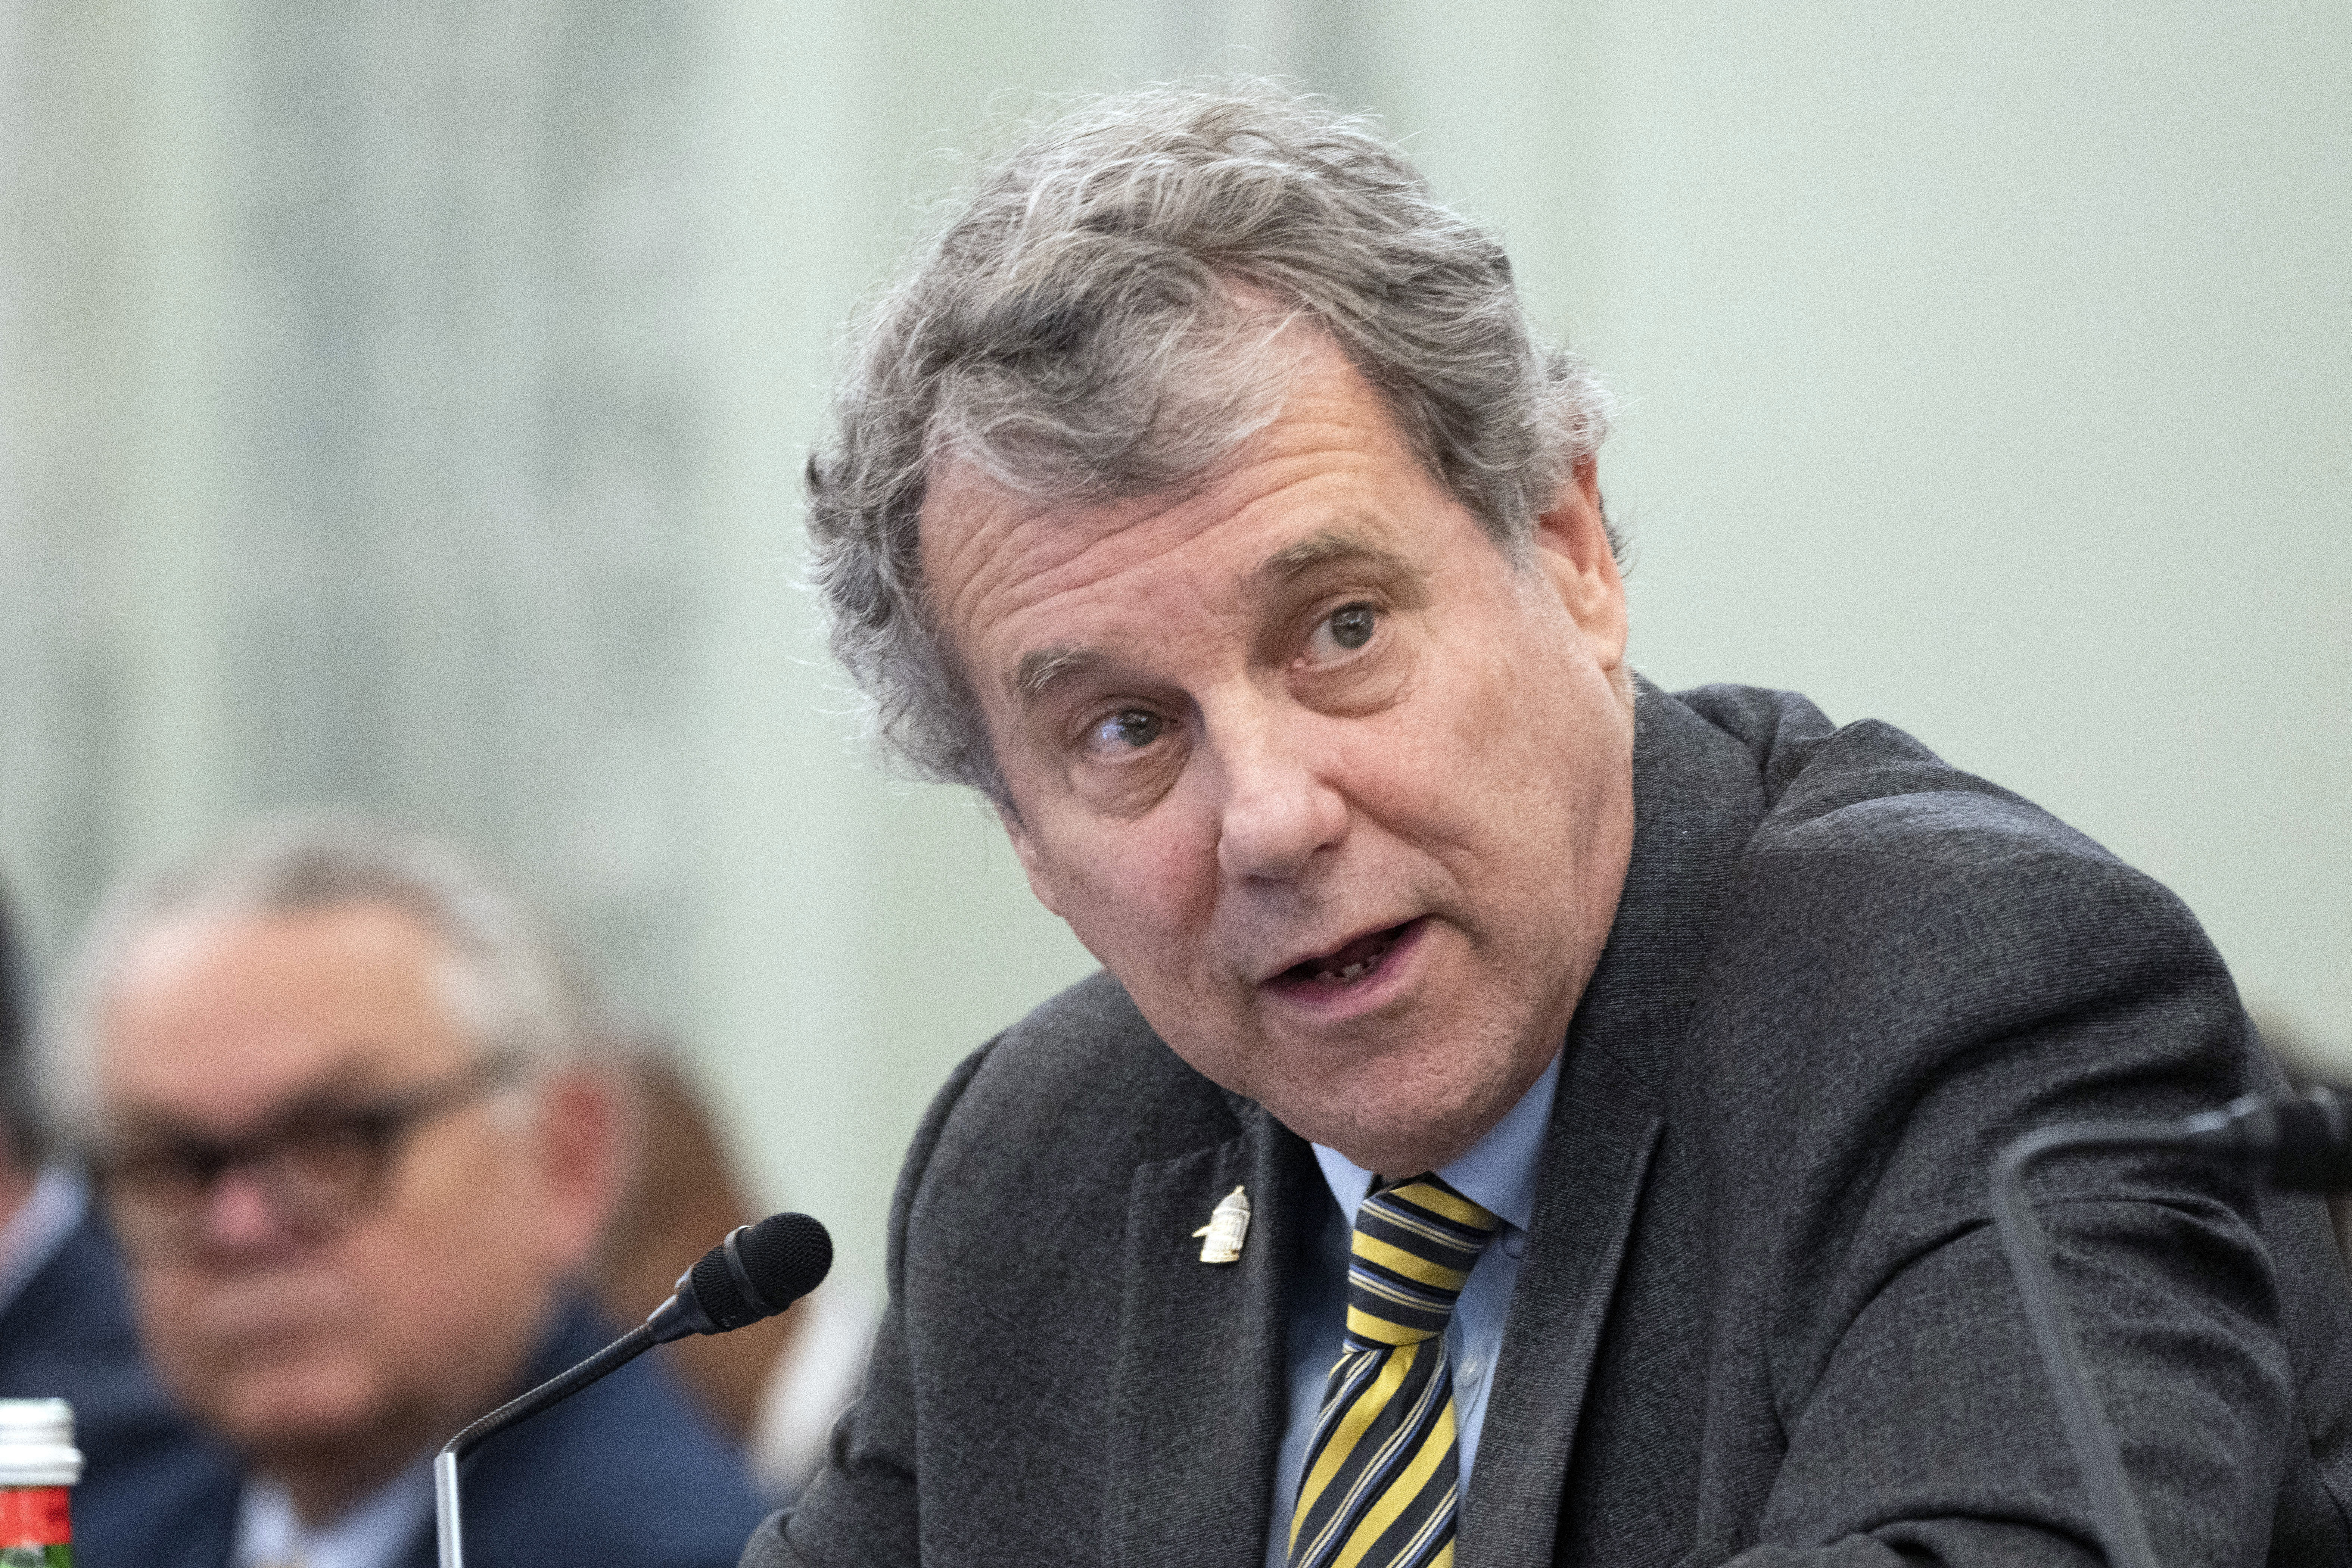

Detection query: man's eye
xmin=1309 ymin=603 xmax=1378 ymax=658
xmin=1087 ymin=710 xmax=1164 ymax=752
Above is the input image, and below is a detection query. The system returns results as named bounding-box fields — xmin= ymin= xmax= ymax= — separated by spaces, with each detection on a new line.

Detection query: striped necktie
xmin=1287 ymin=1174 xmax=1501 ymax=1568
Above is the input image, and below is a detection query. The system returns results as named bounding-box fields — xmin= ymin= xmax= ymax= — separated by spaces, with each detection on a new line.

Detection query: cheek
xmin=362 ymin=1137 xmax=551 ymax=1320
xmin=1323 ymin=644 xmax=1532 ymax=847
xmin=1372 ymin=613 xmax=1627 ymax=917
xmin=1035 ymin=814 xmax=1222 ymax=979
xmin=130 ymin=1267 xmax=211 ymax=1379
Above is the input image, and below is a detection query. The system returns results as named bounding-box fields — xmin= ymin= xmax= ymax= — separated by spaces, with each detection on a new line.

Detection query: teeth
xmin=1295 ymin=928 xmax=1402 ymax=986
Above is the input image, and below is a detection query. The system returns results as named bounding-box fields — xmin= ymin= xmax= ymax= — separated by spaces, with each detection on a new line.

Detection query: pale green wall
xmin=2 ymin=1 xmax=2344 ymax=1292
xmin=1561 ymin=1 xmax=2352 ymax=1067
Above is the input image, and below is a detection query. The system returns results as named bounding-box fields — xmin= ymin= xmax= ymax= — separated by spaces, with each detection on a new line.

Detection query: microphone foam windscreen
xmin=688 ymin=1212 xmax=835 ymax=1332
xmin=742 ymin=1210 xmax=834 ymax=1300
xmin=2270 ymin=1093 xmax=2352 ymax=1191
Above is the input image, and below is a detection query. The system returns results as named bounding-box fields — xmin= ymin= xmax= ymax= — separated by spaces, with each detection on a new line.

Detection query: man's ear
xmin=1532 ymin=456 xmax=1628 ymax=673
xmin=532 ymin=1065 xmax=626 ymax=1273
xmin=999 ymin=803 xmax=1065 ymax=919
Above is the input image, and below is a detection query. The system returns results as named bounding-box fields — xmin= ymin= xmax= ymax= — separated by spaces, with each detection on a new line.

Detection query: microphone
xmin=2177 ymin=1085 xmax=2352 ymax=1190
xmin=643 ymin=1207 xmax=836 ymax=1342
xmin=433 ymin=1212 xmax=833 ymax=1568
xmin=1990 ymin=1086 xmax=2352 ymax=1568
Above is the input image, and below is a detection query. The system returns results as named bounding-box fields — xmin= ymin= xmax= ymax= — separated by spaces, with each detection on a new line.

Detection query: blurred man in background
xmin=40 ymin=819 xmax=766 ymax=1568
xmin=0 ymin=876 xmax=202 ymax=1568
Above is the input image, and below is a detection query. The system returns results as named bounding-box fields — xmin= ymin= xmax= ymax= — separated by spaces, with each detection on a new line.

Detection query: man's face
xmin=926 ymin=336 xmax=1637 ymax=1176
xmin=95 ymin=903 xmax=603 ymax=1476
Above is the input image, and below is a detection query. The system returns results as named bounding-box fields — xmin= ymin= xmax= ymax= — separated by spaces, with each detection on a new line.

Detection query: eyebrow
xmin=1255 ymin=528 xmax=1418 ymax=586
xmin=1013 ymin=646 xmax=1105 ymax=707
xmin=106 ymin=1052 xmax=400 ymax=1146
xmin=1006 ymin=528 xmax=1423 ymax=712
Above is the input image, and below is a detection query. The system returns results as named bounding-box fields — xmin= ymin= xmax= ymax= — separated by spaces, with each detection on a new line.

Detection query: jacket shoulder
xmin=934 ymin=969 xmax=1241 ymax=1175
xmin=1676 ymin=680 xmax=2113 ymax=870
xmin=1668 ymin=685 xmax=2253 ymax=1162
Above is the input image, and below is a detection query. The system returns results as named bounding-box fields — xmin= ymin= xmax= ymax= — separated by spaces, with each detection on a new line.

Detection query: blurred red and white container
xmin=0 ymin=1400 xmax=80 ymax=1568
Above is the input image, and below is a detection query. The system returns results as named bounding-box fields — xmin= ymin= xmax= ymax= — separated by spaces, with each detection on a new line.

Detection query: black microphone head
xmin=686 ymin=1212 xmax=833 ymax=1332
xmin=2268 ymin=1088 xmax=2352 ymax=1191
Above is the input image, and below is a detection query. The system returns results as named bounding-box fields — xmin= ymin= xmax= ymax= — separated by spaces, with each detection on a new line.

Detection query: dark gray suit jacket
xmin=747 ymin=683 xmax=2352 ymax=1567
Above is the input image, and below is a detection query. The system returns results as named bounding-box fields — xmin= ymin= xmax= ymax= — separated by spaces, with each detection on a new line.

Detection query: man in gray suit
xmin=744 ymin=81 xmax=2352 ymax=1567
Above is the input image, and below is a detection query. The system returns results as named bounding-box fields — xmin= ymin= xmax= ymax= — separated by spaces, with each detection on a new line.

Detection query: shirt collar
xmin=234 ymin=1456 xmax=435 ymax=1568
xmin=0 ymin=1167 xmax=88 ymax=1319
xmin=1311 ymin=1047 xmax=1562 ymax=1235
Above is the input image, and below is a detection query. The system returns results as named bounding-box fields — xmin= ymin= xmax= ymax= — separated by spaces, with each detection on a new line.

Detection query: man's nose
xmin=193 ymin=1165 xmax=298 ymax=1256
xmin=1213 ymin=708 xmax=1348 ymax=882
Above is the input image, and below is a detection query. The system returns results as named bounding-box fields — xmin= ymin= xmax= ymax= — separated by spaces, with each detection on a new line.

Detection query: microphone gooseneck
xmin=1991 ymin=1123 xmax=2179 ymax=1568
xmin=1991 ymin=1085 xmax=2352 ymax=1568
xmin=434 ymin=1212 xmax=834 ymax=1568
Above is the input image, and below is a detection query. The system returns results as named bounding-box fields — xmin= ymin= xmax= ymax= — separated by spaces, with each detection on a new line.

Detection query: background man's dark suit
xmin=0 ymin=1199 xmax=206 ymax=1568
xmin=108 ymin=1297 xmax=769 ymax=1568
xmin=751 ymin=683 xmax=2352 ymax=1567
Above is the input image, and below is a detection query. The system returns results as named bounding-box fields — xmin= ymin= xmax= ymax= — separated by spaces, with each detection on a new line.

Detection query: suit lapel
xmin=1105 ymin=1103 xmax=1317 ymax=1568
xmin=1458 ymin=682 xmax=1768 ymax=1568
xmin=1459 ymin=1042 xmax=1661 ymax=1568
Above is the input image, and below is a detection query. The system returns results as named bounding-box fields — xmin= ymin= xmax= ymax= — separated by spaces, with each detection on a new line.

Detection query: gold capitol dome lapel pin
xmin=1192 ymin=1185 xmax=1250 ymax=1264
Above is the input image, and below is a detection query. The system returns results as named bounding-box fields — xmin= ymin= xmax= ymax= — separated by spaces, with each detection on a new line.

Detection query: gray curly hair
xmin=807 ymin=79 xmax=1617 ymax=804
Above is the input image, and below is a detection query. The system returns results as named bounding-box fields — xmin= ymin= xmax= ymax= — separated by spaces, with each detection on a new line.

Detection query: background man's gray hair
xmin=39 ymin=815 xmax=607 ymax=1141
xmin=807 ymin=77 xmax=1618 ymax=805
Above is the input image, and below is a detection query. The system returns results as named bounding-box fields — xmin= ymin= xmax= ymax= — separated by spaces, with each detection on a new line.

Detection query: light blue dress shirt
xmin=234 ymin=1455 xmax=435 ymax=1568
xmin=1262 ymin=1050 xmax=1562 ymax=1568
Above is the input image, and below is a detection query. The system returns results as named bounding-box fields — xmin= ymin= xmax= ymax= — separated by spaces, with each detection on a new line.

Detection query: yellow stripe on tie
xmin=1390 ymin=1182 xmax=1492 ymax=1230
xmin=1330 ymin=1402 xmax=1457 ymax=1568
xmin=1295 ymin=1357 xmax=1444 ymax=1568
xmin=1352 ymin=1233 xmax=1473 ymax=1291
xmin=1289 ymin=1175 xmax=1496 ymax=1568
xmin=1289 ymin=1343 xmax=1419 ymax=1554
xmin=1344 ymin=1305 xmax=1427 ymax=1346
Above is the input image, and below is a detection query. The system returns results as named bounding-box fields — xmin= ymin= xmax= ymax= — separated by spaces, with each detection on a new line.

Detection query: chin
xmin=1264 ymin=1074 xmax=1486 ymax=1174
xmin=214 ymin=1364 xmax=382 ymax=1451
xmin=1351 ymin=1035 xmax=1546 ymax=1163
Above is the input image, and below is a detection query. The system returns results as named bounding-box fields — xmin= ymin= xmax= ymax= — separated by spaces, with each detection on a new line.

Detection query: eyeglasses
xmin=91 ymin=1050 xmax=529 ymax=1259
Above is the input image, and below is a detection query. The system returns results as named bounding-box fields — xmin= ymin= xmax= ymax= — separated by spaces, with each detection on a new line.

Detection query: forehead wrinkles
xmin=995 ymin=530 xmax=1259 ymax=711
xmin=927 ymin=432 xmax=1388 ymax=656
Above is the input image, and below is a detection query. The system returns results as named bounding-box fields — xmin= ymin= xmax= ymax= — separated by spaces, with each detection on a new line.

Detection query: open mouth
xmin=1280 ymin=921 xmax=1414 ymax=986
